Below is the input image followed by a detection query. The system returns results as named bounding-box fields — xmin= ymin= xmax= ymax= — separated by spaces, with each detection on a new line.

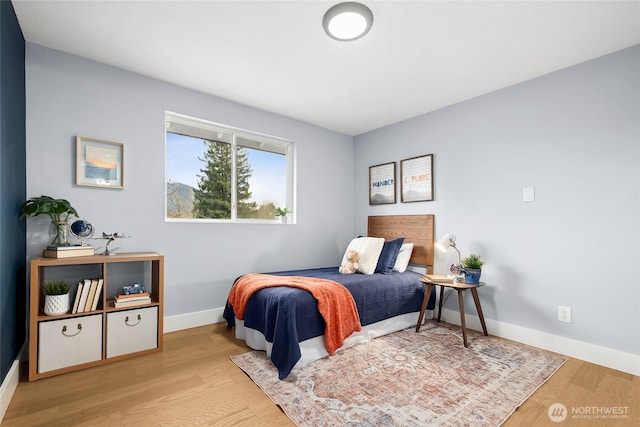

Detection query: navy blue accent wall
xmin=0 ymin=0 xmax=26 ymax=384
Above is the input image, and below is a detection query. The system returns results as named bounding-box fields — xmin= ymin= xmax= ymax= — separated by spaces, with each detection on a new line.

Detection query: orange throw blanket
xmin=228 ymin=273 xmax=362 ymax=355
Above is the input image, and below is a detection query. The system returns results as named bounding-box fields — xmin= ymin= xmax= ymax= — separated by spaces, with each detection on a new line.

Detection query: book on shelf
xmin=46 ymin=245 xmax=95 ymax=251
xmin=420 ymin=274 xmax=455 ymax=284
xmin=90 ymin=278 xmax=103 ymax=311
xmin=115 ymin=291 xmax=150 ymax=301
xmin=76 ymin=279 xmax=92 ymax=313
xmin=113 ymin=296 xmax=151 ymax=308
xmin=70 ymin=278 xmax=103 ymax=313
xmin=84 ymin=279 xmax=98 ymax=312
xmin=43 ymin=246 xmax=94 ymax=258
xmin=71 ymin=282 xmax=83 ymax=314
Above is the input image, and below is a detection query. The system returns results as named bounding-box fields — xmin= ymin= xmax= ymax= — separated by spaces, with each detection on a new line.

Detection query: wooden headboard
xmin=368 ymin=214 xmax=434 ymax=273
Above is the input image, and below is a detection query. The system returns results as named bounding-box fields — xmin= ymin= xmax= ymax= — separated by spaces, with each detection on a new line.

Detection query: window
xmin=165 ymin=112 xmax=294 ymax=222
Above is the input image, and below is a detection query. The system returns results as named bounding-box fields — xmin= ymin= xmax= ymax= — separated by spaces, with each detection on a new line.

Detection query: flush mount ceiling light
xmin=323 ymin=2 xmax=373 ymax=41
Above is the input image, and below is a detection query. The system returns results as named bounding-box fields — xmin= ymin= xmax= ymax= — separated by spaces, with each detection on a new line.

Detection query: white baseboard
xmin=0 ymin=345 xmax=23 ymax=424
xmin=440 ymin=307 xmax=640 ymax=376
xmin=163 ymin=308 xmax=434 ymax=334
xmin=162 ymin=307 xmax=639 ymax=376
xmin=164 ymin=308 xmax=225 ymax=333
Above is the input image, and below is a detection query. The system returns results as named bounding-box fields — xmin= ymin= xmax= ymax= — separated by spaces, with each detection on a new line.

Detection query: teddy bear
xmin=339 ymin=249 xmax=360 ymax=274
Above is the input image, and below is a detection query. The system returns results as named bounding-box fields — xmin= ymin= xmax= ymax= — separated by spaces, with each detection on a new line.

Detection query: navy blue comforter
xmin=223 ymin=267 xmax=436 ymax=379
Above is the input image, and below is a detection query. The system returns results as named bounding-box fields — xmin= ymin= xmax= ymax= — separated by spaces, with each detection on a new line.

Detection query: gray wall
xmin=24 ymin=40 xmax=640 ymax=362
xmin=354 ymin=46 xmax=640 ymax=357
xmin=25 ymin=44 xmax=354 ymax=316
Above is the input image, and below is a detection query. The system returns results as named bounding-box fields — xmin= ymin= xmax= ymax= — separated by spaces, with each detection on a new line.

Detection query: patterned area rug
xmin=231 ymin=322 xmax=566 ymax=426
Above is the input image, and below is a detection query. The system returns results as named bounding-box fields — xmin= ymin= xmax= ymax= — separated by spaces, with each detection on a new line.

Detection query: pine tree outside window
xmin=165 ymin=112 xmax=294 ymax=222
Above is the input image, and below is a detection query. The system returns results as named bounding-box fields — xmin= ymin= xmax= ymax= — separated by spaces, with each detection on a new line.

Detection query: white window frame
xmin=165 ymin=111 xmax=295 ymax=223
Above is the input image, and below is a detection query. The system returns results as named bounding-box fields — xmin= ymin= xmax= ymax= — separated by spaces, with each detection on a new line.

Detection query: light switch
xmin=523 ymin=186 xmax=535 ymax=202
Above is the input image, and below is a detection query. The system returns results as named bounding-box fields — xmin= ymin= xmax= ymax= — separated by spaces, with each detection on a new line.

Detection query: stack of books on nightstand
xmin=43 ymin=245 xmax=95 ymax=258
xmin=113 ymin=291 xmax=151 ymax=308
xmin=420 ymin=274 xmax=455 ymax=284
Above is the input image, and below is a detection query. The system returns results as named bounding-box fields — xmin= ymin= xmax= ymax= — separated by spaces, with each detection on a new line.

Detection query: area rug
xmin=231 ymin=322 xmax=566 ymax=426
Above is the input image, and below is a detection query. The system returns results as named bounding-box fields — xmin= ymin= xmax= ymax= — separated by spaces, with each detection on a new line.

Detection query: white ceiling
xmin=12 ymin=1 xmax=640 ymax=136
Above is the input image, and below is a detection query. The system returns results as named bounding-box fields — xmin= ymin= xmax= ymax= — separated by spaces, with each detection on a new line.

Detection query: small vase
xmin=51 ymin=221 xmax=70 ymax=247
xmin=279 ymin=216 xmax=287 ymax=224
xmin=464 ymin=268 xmax=482 ymax=284
xmin=44 ymin=294 xmax=70 ymax=316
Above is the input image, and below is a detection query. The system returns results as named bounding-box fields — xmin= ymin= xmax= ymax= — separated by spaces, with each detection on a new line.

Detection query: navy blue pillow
xmin=375 ymin=238 xmax=405 ymax=274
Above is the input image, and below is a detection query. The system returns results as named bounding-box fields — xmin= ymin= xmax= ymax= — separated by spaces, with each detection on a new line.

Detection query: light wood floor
xmin=3 ymin=322 xmax=638 ymax=426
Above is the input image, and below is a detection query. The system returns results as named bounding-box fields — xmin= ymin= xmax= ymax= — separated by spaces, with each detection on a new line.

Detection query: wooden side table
xmin=416 ymin=279 xmax=488 ymax=347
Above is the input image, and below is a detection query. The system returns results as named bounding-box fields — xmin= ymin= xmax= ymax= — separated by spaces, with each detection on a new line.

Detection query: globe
xmin=70 ymin=219 xmax=94 ymax=244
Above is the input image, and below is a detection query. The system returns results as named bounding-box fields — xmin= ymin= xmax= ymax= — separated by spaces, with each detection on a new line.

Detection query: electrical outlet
xmin=558 ymin=306 xmax=571 ymax=323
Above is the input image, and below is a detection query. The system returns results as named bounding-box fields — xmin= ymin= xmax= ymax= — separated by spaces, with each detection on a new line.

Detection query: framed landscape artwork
xmin=369 ymin=162 xmax=396 ymax=205
xmin=401 ymin=154 xmax=433 ymax=202
xmin=76 ymin=135 xmax=124 ymax=189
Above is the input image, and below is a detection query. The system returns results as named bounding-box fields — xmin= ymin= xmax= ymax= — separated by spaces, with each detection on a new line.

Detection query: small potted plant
xmin=20 ymin=195 xmax=79 ymax=247
xmin=461 ymin=254 xmax=484 ymax=284
xmin=275 ymin=207 xmax=291 ymax=224
xmin=43 ymin=280 xmax=71 ymax=315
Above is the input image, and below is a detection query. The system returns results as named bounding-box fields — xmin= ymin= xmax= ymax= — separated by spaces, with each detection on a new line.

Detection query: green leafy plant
xmin=461 ymin=254 xmax=484 ymax=269
xmin=275 ymin=207 xmax=291 ymax=217
xmin=43 ymin=280 xmax=70 ymax=295
xmin=20 ymin=195 xmax=78 ymax=223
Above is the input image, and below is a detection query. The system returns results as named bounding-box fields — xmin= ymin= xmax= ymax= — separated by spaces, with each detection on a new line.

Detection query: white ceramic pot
xmin=44 ymin=294 xmax=70 ymax=316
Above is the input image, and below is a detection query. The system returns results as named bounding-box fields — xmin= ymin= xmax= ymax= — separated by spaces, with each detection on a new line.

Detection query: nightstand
xmin=416 ymin=278 xmax=488 ymax=347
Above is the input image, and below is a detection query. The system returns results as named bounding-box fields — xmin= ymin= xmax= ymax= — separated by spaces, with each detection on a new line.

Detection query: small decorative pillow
xmin=374 ymin=238 xmax=405 ymax=274
xmin=340 ymin=237 xmax=385 ymax=275
xmin=393 ymin=242 xmax=414 ymax=272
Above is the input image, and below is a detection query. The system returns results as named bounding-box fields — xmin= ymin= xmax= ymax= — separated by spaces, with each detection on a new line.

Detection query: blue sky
xmin=166 ymin=132 xmax=286 ymax=207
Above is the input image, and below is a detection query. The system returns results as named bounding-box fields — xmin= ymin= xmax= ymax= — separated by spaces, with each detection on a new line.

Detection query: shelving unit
xmin=28 ymin=252 xmax=164 ymax=381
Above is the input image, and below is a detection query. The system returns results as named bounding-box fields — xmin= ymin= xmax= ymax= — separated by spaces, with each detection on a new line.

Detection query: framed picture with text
xmin=76 ymin=135 xmax=124 ymax=189
xmin=401 ymin=154 xmax=433 ymax=202
xmin=369 ymin=162 xmax=396 ymax=205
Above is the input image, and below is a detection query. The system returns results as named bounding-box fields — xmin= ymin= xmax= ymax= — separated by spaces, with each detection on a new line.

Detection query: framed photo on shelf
xmin=369 ymin=162 xmax=396 ymax=205
xmin=76 ymin=135 xmax=124 ymax=189
xmin=401 ymin=154 xmax=433 ymax=202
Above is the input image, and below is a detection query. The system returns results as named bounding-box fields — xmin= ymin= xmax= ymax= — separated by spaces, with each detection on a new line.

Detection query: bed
xmin=223 ymin=214 xmax=436 ymax=379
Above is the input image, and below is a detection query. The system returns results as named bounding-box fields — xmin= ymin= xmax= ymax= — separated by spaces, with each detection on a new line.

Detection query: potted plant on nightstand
xmin=43 ymin=280 xmax=71 ymax=315
xmin=275 ymin=207 xmax=291 ymax=224
xmin=461 ymin=254 xmax=484 ymax=284
xmin=20 ymin=195 xmax=79 ymax=247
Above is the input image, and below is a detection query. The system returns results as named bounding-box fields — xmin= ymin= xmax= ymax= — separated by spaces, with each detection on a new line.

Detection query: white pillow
xmin=340 ymin=237 xmax=385 ymax=275
xmin=393 ymin=243 xmax=414 ymax=272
